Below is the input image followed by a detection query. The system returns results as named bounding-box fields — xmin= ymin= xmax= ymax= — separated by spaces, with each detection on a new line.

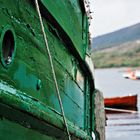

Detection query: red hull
xmin=104 ymin=94 xmax=137 ymax=110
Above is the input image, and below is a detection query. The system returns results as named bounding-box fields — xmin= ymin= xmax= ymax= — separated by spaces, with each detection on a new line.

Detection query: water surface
xmin=95 ymin=68 xmax=140 ymax=140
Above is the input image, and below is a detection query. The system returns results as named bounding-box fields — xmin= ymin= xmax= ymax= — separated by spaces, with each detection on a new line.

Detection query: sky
xmin=89 ymin=0 xmax=140 ymax=37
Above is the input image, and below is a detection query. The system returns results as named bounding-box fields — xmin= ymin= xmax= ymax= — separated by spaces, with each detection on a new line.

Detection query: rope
xmin=105 ymin=107 xmax=138 ymax=114
xmin=34 ymin=0 xmax=71 ymax=139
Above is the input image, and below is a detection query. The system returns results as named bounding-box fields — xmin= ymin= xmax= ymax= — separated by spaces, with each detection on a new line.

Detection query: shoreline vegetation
xmin=91 ymin=40 xmax=140 ymax=68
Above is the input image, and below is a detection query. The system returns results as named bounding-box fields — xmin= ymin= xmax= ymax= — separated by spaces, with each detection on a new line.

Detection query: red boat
xmin=104 ymin=94 xmax=138 ymax=111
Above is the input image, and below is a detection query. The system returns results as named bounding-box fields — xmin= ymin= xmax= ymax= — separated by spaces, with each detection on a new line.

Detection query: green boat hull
xmin=0 ymin=0 xmax=105 ymax=139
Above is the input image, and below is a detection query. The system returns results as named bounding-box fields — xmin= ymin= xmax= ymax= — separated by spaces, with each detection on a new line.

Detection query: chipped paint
xmin=0 ymin=0 xmax=99 ymax=140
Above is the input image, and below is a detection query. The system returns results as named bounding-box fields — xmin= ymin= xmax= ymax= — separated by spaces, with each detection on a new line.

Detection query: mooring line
xmin=34 ymin=0 xmax=71 ymax=139
xmin=105 ymin=107 xmax=138 ymax=114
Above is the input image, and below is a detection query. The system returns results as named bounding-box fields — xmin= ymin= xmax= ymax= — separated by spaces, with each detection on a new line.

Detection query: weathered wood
xmin=94 ymin=89 xmax=105 ymax=140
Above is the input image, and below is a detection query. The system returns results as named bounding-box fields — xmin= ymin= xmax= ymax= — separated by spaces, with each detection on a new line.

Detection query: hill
xmin=92 ymin=23 xmax=140 ymax=50
xmin=91 ymin=40 xmax=140 ymax=68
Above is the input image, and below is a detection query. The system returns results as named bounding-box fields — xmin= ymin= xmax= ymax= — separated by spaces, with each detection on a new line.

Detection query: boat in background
xmin=122 ymin=68 xmax=140 ymax=80
xmin=104 ymin=94 xmax=138 ymax=112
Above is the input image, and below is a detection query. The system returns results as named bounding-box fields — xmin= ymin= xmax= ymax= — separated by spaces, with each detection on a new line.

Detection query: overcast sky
xmin=89 ymin=0 xmax=140 ymax=37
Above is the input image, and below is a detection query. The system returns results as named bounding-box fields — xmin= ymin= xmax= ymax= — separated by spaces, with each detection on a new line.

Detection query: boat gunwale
xmin=0 ymin=80 xmax=90 ymax=139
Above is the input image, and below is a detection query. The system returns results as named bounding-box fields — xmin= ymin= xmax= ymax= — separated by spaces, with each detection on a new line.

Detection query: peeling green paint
xmin=14 ymin=64 xmax=38 ymax=90
xmin=0 ymin=0 xmax=97 ymax=139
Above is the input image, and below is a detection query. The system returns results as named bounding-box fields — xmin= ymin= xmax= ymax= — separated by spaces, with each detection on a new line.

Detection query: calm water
xmin=95 ymin=68 xmax=140 ymax=140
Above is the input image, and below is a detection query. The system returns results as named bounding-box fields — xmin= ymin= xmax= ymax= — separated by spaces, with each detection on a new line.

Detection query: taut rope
xmin=35 ymin=0 xmax=71 ymax=139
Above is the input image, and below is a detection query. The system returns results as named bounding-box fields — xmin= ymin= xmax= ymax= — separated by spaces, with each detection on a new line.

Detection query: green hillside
xmin=91 ymin=40 xmax=140 ymax=68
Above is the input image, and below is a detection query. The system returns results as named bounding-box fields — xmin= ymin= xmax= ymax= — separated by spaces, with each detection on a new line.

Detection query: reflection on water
xmin=106 ymin=113 xmax=140 ymax=140
xmin=95 ymin=68 xmax=140 ymax=140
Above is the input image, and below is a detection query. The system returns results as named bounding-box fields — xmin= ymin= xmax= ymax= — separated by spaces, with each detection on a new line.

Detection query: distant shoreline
xmin=91 ymin=40 xmax=140 ymax=69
